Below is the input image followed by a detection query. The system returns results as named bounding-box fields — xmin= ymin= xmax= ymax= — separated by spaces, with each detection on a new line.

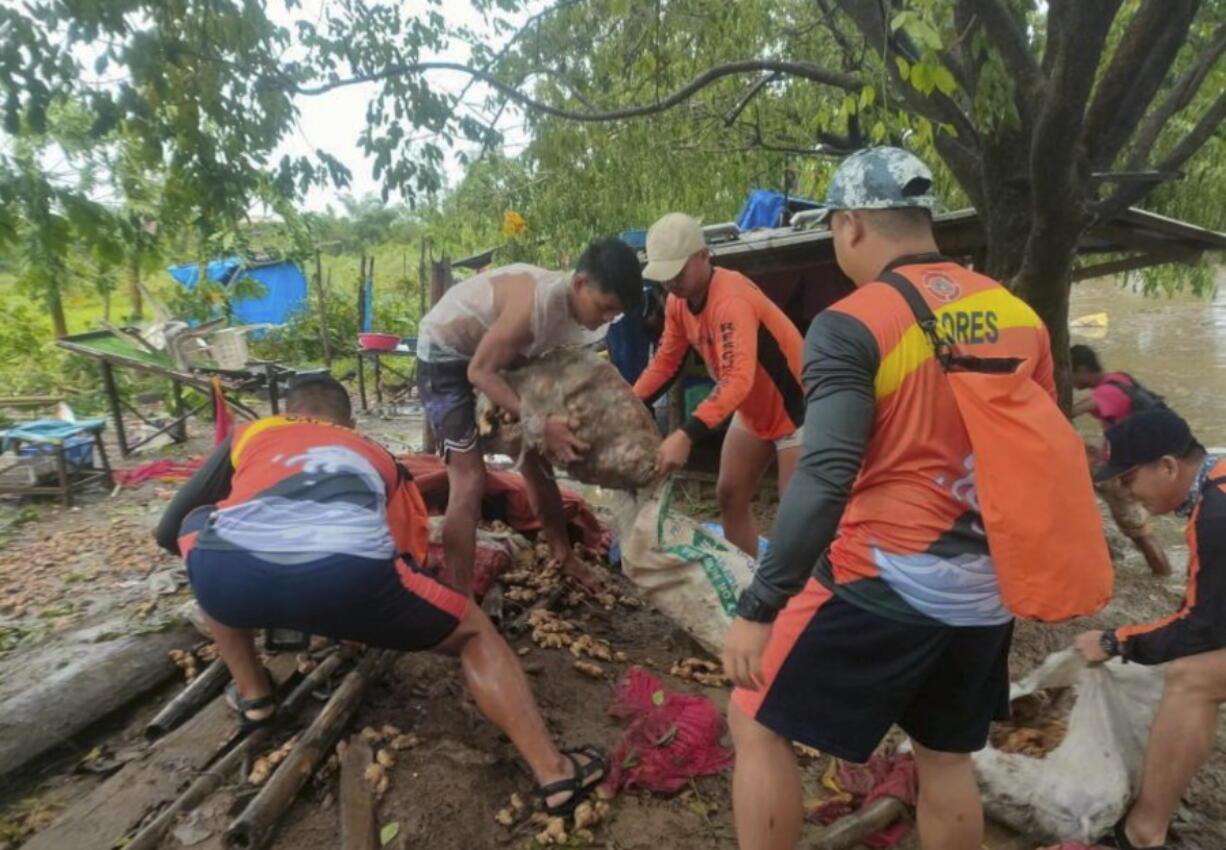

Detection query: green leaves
xmin=379 ymin=822 xmax=400 ymax=845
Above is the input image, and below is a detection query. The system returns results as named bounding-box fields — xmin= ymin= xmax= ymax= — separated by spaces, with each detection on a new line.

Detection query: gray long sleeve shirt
xmin=741 ymin=309 xmax=879 ymax=613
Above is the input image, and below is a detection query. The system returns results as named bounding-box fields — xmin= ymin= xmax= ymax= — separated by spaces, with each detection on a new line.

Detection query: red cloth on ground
xmin=808 ymin=755 xmax=918 ymax=848
xmin=424 ymin=541 xmax=511 ymax=598
xmin=602 ymin=667 xmax=732 ymax=794
xmin=400 ymin=454 xmax=609 ymax=552
xmin=113 ymin=457 xmax=205 ymax=487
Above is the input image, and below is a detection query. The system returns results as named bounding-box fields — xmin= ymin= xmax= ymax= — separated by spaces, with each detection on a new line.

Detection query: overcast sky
xmin=272 ymin=1 xmax=538 ymax=212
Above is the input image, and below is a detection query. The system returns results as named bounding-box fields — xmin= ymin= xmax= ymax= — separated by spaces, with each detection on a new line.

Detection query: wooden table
xmin=57 ymin=330 xmax=296 ymax=457
xmin=355 ymin=346 xmax=418 ymax=412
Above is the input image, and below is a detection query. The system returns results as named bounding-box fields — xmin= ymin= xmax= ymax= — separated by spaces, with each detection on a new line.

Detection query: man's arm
xmin=154 ymin=438 xmax=235 ymax=556
xmin=1116 ymin=494 xmax=1226 ymax=664
xmin=737 ymin=309 xmax=879 ymax=613
xmin=466 ymin=276 xmax=536 ymax=419
xmin=633 ymin=297 xmax=690 ymax=405
xmin=1071 ymin=397 xmax=1099 ymax=418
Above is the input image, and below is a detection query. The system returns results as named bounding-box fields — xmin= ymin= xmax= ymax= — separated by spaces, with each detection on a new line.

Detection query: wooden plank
xmin=23 ymin=654 xmax=298 ymax=850
xmin=339 ymin=741 xmax=377 ymax=850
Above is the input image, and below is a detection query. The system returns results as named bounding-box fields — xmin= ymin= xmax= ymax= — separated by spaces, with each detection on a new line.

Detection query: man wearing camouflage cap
xmin=722 ymin=147 xmax=1059 ymax=850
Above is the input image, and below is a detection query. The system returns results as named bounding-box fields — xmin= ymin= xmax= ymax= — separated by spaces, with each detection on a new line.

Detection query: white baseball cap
xmin=642 ymin=212 xmax=705 ymax=282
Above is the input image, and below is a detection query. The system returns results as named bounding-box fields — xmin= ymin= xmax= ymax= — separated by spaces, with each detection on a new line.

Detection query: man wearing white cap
xmin=633 ymin=212 xmax=806 ymax=558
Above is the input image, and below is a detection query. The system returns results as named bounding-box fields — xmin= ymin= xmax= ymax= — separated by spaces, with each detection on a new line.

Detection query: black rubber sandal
xmin=1107 ymin=817 xmax=1169 ymax=850
xmin=536 ymin=747 xmax=607 ymax=817
xmin=224 ymin=670 xmax=278 ymax=732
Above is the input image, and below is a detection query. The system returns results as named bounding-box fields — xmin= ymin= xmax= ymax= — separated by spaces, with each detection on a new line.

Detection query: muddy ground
xmin=1 ymin=411 xmax=1224 ymax=850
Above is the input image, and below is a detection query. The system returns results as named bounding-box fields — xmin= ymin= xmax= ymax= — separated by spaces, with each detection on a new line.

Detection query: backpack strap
xmin=879 ymin=271 xmax=1022 ymax=375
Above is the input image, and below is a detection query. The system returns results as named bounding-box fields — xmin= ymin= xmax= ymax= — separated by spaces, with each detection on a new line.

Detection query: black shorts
xmin=733 ymin=579 xmax=1012 ymax=763
xmin=417 ymin=359 xmax=480 ymax=458
xmin=186 ymin=546 xmax=469 ymax=651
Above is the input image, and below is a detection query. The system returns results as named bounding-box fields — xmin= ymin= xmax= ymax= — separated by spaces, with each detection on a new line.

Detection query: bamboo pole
xmin=224 ymin=651 xmax=394 ymax=849
xmin=123 ymin=649 xmax=351 ymax=850
xmin=144 ymin=658 xmax=230 ymax=741
xmin=338 ymin=741 xmax=377 ymax=850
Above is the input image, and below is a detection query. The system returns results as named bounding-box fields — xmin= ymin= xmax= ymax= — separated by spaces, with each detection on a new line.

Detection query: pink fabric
xmin=1091 ymin=374 xmax=1134 ymax=425
xmin=808 ymin=755 xmax=918 ymax=848
xmin=602 ymin=667 xmax=732 ymax=794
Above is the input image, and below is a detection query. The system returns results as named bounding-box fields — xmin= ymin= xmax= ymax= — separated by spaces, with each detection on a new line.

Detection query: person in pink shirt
xmin=1072 ymin=344 xmax=1172 ymax=576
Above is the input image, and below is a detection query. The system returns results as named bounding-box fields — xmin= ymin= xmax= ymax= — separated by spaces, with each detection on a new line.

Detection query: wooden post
xmin=171 ymin=380 xmax=187 ymax=442
xmin=100 ymin=361 xmax=130 ymax=458
xmin=422 ymin=255 xmax=453 ymax=453
xmin=418 ymin=238 xmax=428 ymax=326
xmin=339 ymin=740 xmax=378 ymax=850
xmin=315 ymin=251 xmax=332 ymax=369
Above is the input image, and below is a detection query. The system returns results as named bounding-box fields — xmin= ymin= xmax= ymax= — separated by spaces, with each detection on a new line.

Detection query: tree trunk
xmin=1015 ymin=211 xmax=1084 ymax=411
xmin=128 ymin=256 xmax=144 ymax=321
xmin=49 ymin=285 xmax=68 ymax=338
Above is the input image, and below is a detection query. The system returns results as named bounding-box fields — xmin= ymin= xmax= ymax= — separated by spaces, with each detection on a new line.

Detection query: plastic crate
xmin=18 ymin=433 xmax=95 ymax=472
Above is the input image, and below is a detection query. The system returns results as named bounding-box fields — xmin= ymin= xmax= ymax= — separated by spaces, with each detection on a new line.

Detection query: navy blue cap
xmin=1096 ymin=408 xmax=1195 ymax=482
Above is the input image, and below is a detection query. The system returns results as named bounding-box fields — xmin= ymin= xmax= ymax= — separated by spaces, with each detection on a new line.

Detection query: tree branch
xmin=1124 ymin=20 xmax=1226 ymax=170
xmin=1095 ymin=87 xmax=1226 ymax=217
xmin=723 ymin=73 xmax=780 ymax=126
xmin=1028 ymin=0 xmax=1124 ymax=215
xmin=1082 ymin=0 xmax=1200 ymax=171
xmin=830 ymin=0 xmax=979 ymax=146
xmin=277 ymin=59 xmax=865 ymax=122
xmin=974 ymin=0 xmax=1041 ymax=114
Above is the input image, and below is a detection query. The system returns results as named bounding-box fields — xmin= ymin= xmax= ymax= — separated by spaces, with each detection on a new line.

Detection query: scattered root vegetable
xmin=391 ymin=733 xmax=421 ymax=751
xmin=573 ymin=660 xmax=604 ymax=678
xmin=248 ymin=735 xmax=298 ymax=785
xmin=532 ymin=815 xmax=568 ymax=845
xmin=168 ymin=648 xmax=199 ymax=683
xmin=670 ymin=657 xmax=729 ymax=687
xmin=375 ymin=748 xmax=395 ymax=769
xmin=569 ymin=634 xmax=614 ymax=661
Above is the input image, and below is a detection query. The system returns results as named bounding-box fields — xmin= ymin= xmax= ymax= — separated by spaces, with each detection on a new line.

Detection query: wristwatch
xmin=735 ymin=591 xmax=779 ymax=624
xmin=1099 ymin=629 xmax=1121 ymax=658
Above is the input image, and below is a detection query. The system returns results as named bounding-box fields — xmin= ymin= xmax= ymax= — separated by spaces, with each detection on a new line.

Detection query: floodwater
xmin=1069 ymin=271 xmax=1226 ymax=448
xmin=1070 ymin=270 xmax=1226 ymax=565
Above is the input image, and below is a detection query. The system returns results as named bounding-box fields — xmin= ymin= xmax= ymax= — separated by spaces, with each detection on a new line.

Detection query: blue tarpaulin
xmin=735 ymin=189 xmax=821 ymax=231
xmin=167 ymin=258 xmax=309 ymax=326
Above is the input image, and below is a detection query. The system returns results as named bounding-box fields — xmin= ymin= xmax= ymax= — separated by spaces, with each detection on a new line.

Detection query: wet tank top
xmin=416 ymin=264 xmax=607 ymax=362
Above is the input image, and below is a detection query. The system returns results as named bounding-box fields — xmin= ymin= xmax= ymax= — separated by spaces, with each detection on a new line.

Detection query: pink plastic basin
xmin=358 ymin=332 xmax=400 ymax=351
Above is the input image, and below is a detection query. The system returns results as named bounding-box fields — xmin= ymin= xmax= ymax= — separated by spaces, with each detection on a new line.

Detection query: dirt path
xmin=2 ymin=421 xmax=1225 ymax=849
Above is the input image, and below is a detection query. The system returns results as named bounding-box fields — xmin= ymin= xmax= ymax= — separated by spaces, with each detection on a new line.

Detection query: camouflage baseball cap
xmin=819 ymin=147 xmax=936 ymax=219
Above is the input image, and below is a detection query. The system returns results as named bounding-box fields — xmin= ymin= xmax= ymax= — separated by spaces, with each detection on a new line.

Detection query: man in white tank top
xmin=416 ymin=238 xmax=643 ymax=593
